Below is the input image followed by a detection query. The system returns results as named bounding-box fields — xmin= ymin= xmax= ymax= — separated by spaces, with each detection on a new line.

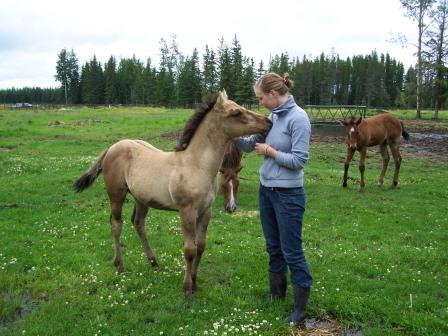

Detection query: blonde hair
xmin=255 ymin=73 xmax=293 ymax=95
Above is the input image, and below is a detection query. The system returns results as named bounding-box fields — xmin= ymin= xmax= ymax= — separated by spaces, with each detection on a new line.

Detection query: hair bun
xmin=283 ymin=74 xmax=293 ymax=88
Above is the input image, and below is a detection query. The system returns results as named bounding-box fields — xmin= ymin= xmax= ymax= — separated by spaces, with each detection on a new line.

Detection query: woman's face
xmin=255 ymin=87 xmax=281 ymax=111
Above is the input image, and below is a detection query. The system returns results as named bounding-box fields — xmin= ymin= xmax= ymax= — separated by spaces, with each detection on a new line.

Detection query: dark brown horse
xmin=73 ymin=91 xmax=271 ymax=299
xmin=339 ymin=114 xmax=409 ymax=191
xmin=219 ymin=141 xmax=243 ymax=213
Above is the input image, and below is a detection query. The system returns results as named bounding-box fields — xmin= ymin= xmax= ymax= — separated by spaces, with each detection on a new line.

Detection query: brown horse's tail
xmin=401 ymin=122 xmax=410 ymax=141
xmin=73 ymin=149 xmax=108 ymax=192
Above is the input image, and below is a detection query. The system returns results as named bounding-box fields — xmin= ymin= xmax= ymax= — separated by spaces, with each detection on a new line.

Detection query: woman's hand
xmin=255 ymin=143 xmax=276 ymax=158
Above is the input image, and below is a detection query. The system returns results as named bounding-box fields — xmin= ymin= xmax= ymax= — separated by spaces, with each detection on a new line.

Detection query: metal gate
xmin=304 ymin=105 xmax=367 ymax=122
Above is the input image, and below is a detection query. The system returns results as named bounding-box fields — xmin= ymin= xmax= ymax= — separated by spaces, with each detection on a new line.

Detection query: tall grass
xmin=0 ymin=107 xmax=447 ymax=335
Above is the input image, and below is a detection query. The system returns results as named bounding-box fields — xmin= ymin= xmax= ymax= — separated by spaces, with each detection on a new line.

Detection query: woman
xmin=235 ymin=73 xmax=312 ymax=326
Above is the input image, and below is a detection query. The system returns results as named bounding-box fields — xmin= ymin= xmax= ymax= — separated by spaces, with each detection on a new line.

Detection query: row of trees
xmin=0 ymin=38 xmax=414 ymax=109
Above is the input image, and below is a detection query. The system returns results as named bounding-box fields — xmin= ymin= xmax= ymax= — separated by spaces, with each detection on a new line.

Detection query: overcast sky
xmin=0 ymin=0 xmax=417 ymax=89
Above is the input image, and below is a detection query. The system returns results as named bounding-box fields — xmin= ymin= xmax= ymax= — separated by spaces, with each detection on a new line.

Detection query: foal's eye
xmin=230 ymin=109 xmax=242 ymax=117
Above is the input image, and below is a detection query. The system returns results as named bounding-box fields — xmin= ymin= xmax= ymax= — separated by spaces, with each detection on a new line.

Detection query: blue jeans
xmin=259 ymin=185 xmax=313 ymax=287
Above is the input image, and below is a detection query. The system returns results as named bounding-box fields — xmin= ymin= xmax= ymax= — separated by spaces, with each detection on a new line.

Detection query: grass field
xmin=0 ymin=107 xmax=447 ymax=335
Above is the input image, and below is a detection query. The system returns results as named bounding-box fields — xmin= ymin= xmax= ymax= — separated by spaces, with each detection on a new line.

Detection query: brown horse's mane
xmin=175 ymin=93 xmax=219 ymax=151
xmin=221 ymin=142 xmax=241 ymax=169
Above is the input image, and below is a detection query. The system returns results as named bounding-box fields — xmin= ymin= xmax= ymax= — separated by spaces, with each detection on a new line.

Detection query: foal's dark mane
xmin=221 ymin=142 xmax=241 ymax=169
xmin=175 ymin=93 xmax=219 ymax=152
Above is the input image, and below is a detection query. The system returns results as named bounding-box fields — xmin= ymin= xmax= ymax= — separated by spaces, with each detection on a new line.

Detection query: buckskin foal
xmin=340 ymin=114 xmax=409 ymax=191
xmin=73 ymin=90 xmax=271 ymax=299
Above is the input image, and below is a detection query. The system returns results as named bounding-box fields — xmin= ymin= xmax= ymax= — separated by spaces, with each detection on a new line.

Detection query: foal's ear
xmin=221 ymin=89 xmax=228 ymax=100
xmin=338 ymin=119 xmax=347 ymax=126
xmin=217 ymin=90 xmax=228 ymax=106
xmin=355 ymin=116 xmax=363 ymax=125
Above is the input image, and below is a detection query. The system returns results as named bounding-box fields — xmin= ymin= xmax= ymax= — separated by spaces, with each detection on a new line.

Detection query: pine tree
xmin=255 ymin=60 xmax=266 ymax=80
xmin=202 ymin=45 xmax=218 ymax=94
xmin=240 ymin=57 xmax=256 ymax=107
xmin=218 ymin=37 xmax=233 ymax=95
xmin=230 ymin=35 xmax=244 ymax=101
xmin=176 ymin=49 xmax=202 ymax=107
xmin=104 ymin=56 xmax=118 ymax=104
xmin=80 ymin=56 xmax=104 ymax=104
xmin=142 ymin=58 xmax=157 ymax=105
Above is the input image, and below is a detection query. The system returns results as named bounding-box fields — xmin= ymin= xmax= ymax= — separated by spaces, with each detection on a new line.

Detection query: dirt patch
xmin=72 ymin=119 xmax=111 ymax=126
xmin=0 ymin=203 xmax=18 ymax=209
xmin=163 ymin=123 xmax=448 ymax=160
xmin=311 ymin=123 xmax=448 ymax=161
xmin=160 ymin=130 xmax=182 ymax=142
xmin=0 ymin=146 xmax=16 ymax=151
xmin=0 ymin=289 xmax=34 ymax=328
xmin=292 ymin=316 xmax=362 ymax=336
xmin=48 ymin=120 xmax=64 ymax=126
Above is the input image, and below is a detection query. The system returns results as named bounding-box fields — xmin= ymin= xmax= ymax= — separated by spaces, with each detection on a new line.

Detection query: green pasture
xmin=0 ymin=107 xmax=447 ymax=335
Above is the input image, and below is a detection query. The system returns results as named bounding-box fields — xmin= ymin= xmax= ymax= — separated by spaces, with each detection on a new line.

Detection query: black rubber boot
xmin=288 ymin=284 xmax=310 ymax=326
xmin=268 ymin=272 xmax=287 ymax=300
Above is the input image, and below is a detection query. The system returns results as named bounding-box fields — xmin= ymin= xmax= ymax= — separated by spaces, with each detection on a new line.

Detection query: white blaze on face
xmin=350 ymin=127 xmax=355 ymax=133
xmin=228 ymin=180 xmax=235 ymax=207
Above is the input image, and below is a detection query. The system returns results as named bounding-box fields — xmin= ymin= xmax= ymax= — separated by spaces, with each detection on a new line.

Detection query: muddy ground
xmin=311 ymin=120 xmax=448 ymax=161
xmin=161 ymin=120 xmax=448 ymax=161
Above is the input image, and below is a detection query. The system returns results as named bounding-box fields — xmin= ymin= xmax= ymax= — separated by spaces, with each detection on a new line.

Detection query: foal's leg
xmin=378 ymin=143 xmax=390 ymax=186
xmin=389 ymin=142 xmax=402 ymax=187
xmin=191 ymin=207 xmax=212 ymax=292
xmin=109 ymin=193 xmax=126 ymax=273
xmin=131 ymin=201 xmax=159 ymax=268
xmin=180 ymin=206 xmax=198 ymax=300
xmin=342 ymin=146 xmax=355 ymax=187
xmin=358 ymin=147 xmax=368 ymax=192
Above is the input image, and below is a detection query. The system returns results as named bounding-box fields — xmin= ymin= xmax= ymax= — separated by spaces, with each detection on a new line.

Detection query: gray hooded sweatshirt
xmin=235 ymin=95 xmax=311 ymax=188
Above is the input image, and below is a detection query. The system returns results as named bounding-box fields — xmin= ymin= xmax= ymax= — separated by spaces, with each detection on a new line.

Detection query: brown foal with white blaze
xmin=219 ymin=141 xmax=243 ymax=213
xmin=340 ymin=114 xmax=409 ymax=191
xmin=73 ymin=90 xmax=271 ymax=299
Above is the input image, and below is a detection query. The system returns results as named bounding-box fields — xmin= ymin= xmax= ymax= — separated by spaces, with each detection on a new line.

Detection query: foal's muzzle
xmin=262 ymin=119 xmax=273 ymax=135
xmin=225 ymin=202 xmax=237 ymax=213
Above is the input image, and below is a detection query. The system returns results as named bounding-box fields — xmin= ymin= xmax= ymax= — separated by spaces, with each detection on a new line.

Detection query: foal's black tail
xmin=401 ymin=122 xmax=410 ymax=141
xmin=73 ymin=149 xmax=108 ymax=192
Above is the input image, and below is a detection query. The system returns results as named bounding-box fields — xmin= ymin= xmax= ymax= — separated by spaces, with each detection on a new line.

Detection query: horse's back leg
xmin=389 ymin=141 xmax=402 ymax=187
xmin=342 ymin=146 xmax=355 ymax=187
xmin=131 ymin=201 xmax=158 ymax=268
xmin=108 ymin=190 xmax=127 ymax=273
xmin=378 ymin=142 xmax=390 ymax=186
xmin=191 ymin=207 xmax=212 ymax=292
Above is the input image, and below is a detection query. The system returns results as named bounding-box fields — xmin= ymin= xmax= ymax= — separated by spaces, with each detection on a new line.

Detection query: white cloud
xmin=0 ymin=0 xmax=417 ymax=88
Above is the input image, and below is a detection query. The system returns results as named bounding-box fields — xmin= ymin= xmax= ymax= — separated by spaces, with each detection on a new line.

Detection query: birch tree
xmin=400 ymin=0 xmax=436 ymax=118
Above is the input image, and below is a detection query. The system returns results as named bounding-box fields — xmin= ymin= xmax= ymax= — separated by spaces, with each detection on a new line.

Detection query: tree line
xmin=0 ymin=34 xmax=444 ymax=114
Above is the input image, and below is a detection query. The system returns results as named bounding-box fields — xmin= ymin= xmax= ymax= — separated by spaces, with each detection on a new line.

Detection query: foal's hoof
xmin=114 ymin=260 xmax=124 ymax=273
xmin=150 ymin=258 xmax=159 ymax=268
xmin=184 ymin=289 xmax=193 ymax=300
